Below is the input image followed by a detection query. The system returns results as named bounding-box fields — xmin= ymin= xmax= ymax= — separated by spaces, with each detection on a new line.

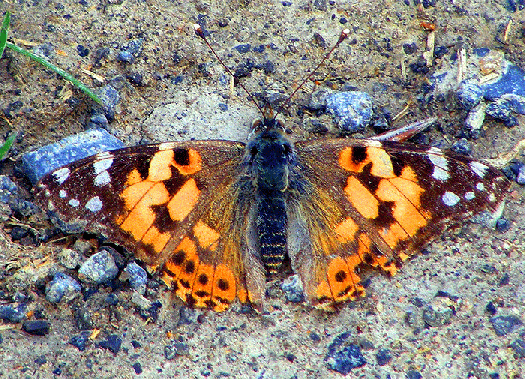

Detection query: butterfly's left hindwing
xmin=290 ymin=139 xmax=510 ymax=308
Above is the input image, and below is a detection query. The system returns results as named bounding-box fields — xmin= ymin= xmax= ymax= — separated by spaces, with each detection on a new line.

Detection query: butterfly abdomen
xmin=256 ymin=193 xmax=288 ymax=272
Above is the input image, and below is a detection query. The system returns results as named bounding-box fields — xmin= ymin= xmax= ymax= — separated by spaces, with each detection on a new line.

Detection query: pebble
xmin=510 ymin=339 xmax=525 ymax=358
xmin=58 ymin=248 xmax=82 ymax=269
xmin=485 ymin=301 xmax=497 ymax=315
xmin=376 ymin=348 xmax=392 ymax=366
xmin=281 ymin=275 xmax=305 ymax=303
xmin=123 ymin=262 xmax=148 ymax=289
xmin=402 ymin=42 xmax=418 ymax=55
xmin=233 ymin=44 xmax=251 ymax=54
xmin=422 ymin=303 xmax=454 ymax=328
xmin=406 ymin=370 xmax=423 ymax=379
xmin=0 ymin=175 xmax=37 ymax=217
xmin=76 ymin=44 xmax=89 ymax=57
xmin=132 ymin=362 xmax=142 ymax=374
xmin=78 ymin=250 xmax=119 ymax=284
xmin=87 ymin=113 xmax=109 ymax=130
xmin=325 ymin=332 xmax=367 ymax=374
xmin=98 ymin=334 xmax=122 ymax=354
xmin=325 ymin=91 xmax=373 ymax=133
xmin=22 ymin=320 xmax=50 ymax=336
xmin=117 ymin=38 xmax=143 ymax=63
xmin=45 ymin=273 xmax=82 ymax=303
xmin=490 ymin=315 xmax=523 ymax=336
xmin=0 ymin=304 xmax=27 ymax=323
xmin=457 ymin=80 xmax=483 ymax=110
xmin=22 ymin=128 xmax=124 ymax=185
xmin=164 ymin=341 xmax=190 ymax=359
xmin=94 ymin=84 xmax=120 ymax=120
xmin=69 ymin=331 xmax=91 ymax=351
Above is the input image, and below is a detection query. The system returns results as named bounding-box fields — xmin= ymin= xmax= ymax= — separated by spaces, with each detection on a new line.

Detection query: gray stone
xmin=78 ymin=249 xmax=119 ymax=283
xmin=325 ymin=91 xmax=373 ymax=133
xmin=45 ymin=273 xmax=82 ymax=303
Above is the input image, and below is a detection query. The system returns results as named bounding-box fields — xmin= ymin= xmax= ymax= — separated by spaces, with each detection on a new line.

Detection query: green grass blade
xmin=5 ymin=42 xmax=103 ymax=105
xmin=0 ymin=132 xmax=17 ymax=160
xmin=0 ymin=12 xmax=10 ymax=59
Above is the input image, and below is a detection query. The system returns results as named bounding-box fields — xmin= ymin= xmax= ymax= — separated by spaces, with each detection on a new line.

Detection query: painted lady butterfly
xmin=34 ymin=29 xmax=511 ymax=312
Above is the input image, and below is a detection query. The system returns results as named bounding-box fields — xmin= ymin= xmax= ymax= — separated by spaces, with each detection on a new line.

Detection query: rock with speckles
xmin=325 ymin=91 xmax=373 ymax=133
xmin=325 ymin=332 xmax=366 ymax=374
xmin=45 ymin=273 xmax=82 ymax=303
xmin=78 ymin=250 xmax=119 ymax=284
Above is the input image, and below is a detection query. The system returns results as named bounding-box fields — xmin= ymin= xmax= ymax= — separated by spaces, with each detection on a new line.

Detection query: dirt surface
xmin=1 ymin=0 xmax=525 ymax=378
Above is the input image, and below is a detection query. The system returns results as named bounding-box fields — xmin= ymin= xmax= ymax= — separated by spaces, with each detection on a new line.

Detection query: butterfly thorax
xmin=247 ymin=121 xmax=295 ymax=272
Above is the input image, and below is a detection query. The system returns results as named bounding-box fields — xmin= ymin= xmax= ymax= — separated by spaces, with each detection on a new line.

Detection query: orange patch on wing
xmin=193 ymin=221 xmax=220 ymax=251
xmin=120 ymin=181 xmax=156 ymax=210
xmin=164 ymin=237 xmax=199 ymax=298
xmin=344 ymin=176 xmax=378 ymax=219
xmin=119 ymin=182 xmax=169 ymax=240
xmin=125 ymin=169 xmax=143 ymax=186
xmin=377 ymin=172 xmax=428 ymax=236
xmin=191 ymin=264 xmax=214 ymax=307
xmin=379 ymin=222 xmax=409 ymax=249
xmin=335 ymin=217 xmax=359 ymax=243
xmin=339 ymin=146 xmax=394 ymax=178
xmin=148 ymin=150 xmax=176 ymax=181
xmin=326 ymin=257 xmax=360 ymax=301
xmin=210 ymin=264 xmax=237 ymax=311
xmin=141 ymin=226 xmax=171 ymax=253
xmin=167 ymin=178 xmax=200 ymax=222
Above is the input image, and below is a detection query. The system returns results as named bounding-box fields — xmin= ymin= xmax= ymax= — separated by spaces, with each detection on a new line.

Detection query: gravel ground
xmin=1 ymin=0 xmax=525 ymax=378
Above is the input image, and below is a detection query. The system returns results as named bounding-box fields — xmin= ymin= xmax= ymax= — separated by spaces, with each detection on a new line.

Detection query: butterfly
xmin=34 ymin=101 xmax=511 ymax=312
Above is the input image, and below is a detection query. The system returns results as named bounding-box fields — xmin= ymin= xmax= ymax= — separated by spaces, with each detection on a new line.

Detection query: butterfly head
xmin=247 ymin=107 xmax=294 ymax=192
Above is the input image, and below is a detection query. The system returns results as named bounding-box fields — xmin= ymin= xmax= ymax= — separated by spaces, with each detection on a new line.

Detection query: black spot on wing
xmin=374 ymin=201 xmax=396 ymax=227
xmin=174 ymin=148 xmax=190 ymax=166
xmin=351 ymin=146 xmax=367 ymax=163
xmin=356 ymin=162 xmax=382 ymax=193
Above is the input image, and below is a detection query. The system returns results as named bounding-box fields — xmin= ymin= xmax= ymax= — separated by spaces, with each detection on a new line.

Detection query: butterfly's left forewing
xmin=290 ymin=139 xmax=510 ymax=308
xmin=36 ymin=141 xmax=264 ymax=311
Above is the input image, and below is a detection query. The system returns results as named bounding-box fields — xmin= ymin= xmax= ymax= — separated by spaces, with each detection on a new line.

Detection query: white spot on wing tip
xmin=428 ymin=153 xmax=449 ymax=181
xmin=59 ymin=189 xmax=67 ymax=198
xmin=476 ymin=182 xmax=485 ymax=191
xmin=465 ymin=191 xmax=475 ymax=200
xmin=94 ymin=171 xmax=111 ymax=187
xmin=489 ymin=193 xmax=496 ymax=202
xmin=85 ymin=196 xmax=103 ymax=212
xmin=93 ymin=157 xmax=114 ymax=174
xmin=158 ymin=142 xmax=178 ymax=150
xmin=68 ymin=198 xmax=80 ymax=208
xmin=442 ymin=191 xmax=460 ymax=206
xmin=470 ymin=161 xmax=488 ymax=178
xmin=53 ymin=167 xmax=70 ymax=184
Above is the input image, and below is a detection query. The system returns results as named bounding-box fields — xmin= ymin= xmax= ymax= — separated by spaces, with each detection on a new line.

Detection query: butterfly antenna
xmin=194 ymin=24 xmax=264 ymax=115
xmin=281 ymin=29 xmax=350 ymax=112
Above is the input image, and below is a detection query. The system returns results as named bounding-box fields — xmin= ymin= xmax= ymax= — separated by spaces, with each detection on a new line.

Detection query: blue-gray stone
xmin=88 ymin=113 xmax=109 ymax=130
xmin=490 ymin=315 xmax=523 ymax=336
xmin=22 ymin=320 xmax=50 ymax=336
xmin=124 ymin=262 xmax=148 ymax=289
xmin=0 ymin=175 xmax=37 ymax=216
xmin=0 ymin=304 xmax=27 ymax=323
xmin=510 ymin=339 xmax=525 ymax=358
xmin=281 ymin=275 xmax=305 ymax=303
xmin=98 ymin=334 xmax=122 ymax=354
xmin=325 ymin=332 xmax=367 ymax=374
xmin=457 ymin=81 xmax=483 ymax=110
xmin=21 ymin=129 xmax=124 ymax=184
xmin=325 ymin=91 xmax=373 ymax=133
xmin=376 ymin=348 xmax=392 ymax=366
xmin=45 ymin=273 xmax=81 ymax=303
xmin=69 ymin=331 xmax=91 ymax=351
xmin=78 ymin=250 xmax=119 ymax=283
xmin=117 ymin=50 xmax=134 ymax=63
xmin=94 ymin=84 xmax=120 ymax=119
xmin=481 ymin=62 xmax=525 ymax=101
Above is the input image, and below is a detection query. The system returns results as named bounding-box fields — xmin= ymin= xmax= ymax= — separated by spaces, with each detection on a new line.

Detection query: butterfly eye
xmin=250 ymin=146 xmax=259 ymax=156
